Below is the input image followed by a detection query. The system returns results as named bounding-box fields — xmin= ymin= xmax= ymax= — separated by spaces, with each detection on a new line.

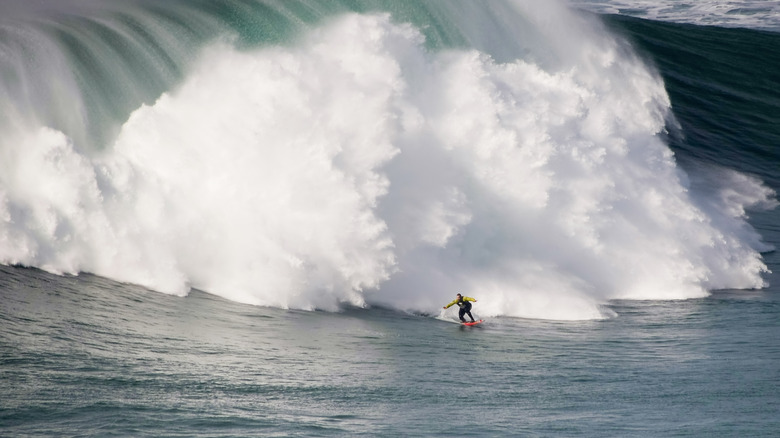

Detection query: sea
xmin=1 ymin=0 xmax=779 ymax=436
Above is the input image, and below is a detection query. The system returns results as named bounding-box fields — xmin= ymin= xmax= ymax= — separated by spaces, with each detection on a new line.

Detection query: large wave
xmin=0 ymin=0 xmax=775 ymax=319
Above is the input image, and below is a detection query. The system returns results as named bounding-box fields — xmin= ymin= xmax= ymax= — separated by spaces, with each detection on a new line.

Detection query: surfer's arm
xmin=443 ymin=299 xmax=458 ymax=309
xmin=464 ymin=297 xmax=477 ymax=302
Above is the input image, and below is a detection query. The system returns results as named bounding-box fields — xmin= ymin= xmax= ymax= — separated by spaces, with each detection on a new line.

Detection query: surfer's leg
xmin=458 ymin=307 xmax=466 ymax=322
xmin=464 ymin=303 xmax=475 ymax=322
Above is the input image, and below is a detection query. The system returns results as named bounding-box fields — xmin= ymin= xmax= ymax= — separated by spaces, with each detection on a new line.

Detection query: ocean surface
xmin=2 ymin=0 xmax=779 ymax=436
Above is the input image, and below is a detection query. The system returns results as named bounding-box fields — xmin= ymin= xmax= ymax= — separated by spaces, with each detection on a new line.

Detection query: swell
xmin=605 ymin=14 xmax=780 ymax=191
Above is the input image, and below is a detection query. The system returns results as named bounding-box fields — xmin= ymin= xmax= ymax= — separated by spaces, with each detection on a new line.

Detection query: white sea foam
xmin=0 ymin=4 xmax=775 ymax=319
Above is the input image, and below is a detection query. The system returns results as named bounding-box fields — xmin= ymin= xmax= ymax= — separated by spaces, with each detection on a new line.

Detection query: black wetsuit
xmin=459 ymin=301 xmax=474 ymax=322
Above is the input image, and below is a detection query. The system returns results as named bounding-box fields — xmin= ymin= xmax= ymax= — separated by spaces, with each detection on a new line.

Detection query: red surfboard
xmin=462 ymin=319 xmax=484 ymax=326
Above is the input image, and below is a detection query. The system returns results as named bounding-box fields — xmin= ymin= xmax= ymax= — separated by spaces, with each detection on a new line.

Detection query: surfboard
xmin=462 ymin=319 xmax=484 ymax=326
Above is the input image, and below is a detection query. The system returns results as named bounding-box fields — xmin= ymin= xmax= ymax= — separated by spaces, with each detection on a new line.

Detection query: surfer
xmin=443 ymin=293 xmax=477 ymax=323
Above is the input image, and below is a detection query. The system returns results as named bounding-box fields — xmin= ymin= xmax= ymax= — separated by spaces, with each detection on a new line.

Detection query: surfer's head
xmin=456 ymin=293 xmax=462 ymax=299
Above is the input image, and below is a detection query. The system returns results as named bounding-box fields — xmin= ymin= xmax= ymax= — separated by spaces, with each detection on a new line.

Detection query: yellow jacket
xmin=444 ymin=296 xmax=476 ymax=309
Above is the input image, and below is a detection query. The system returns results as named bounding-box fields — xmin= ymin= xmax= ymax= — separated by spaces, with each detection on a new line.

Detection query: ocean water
xmin=2 ymin=0 xmax=779 ymax=436
xmin=3 ymin=265 xmax=779 ymax=436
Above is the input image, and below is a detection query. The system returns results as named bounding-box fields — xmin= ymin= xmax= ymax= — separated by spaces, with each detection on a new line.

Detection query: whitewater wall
xmin=0 ymin=0 xmax=775 ymax=319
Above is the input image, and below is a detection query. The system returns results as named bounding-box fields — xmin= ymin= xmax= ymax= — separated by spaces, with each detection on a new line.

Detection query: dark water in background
xmin=2 ymin=2 xmax=780 ymax=436
xmin=605 ymin=14 xmax=780 ymax=191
